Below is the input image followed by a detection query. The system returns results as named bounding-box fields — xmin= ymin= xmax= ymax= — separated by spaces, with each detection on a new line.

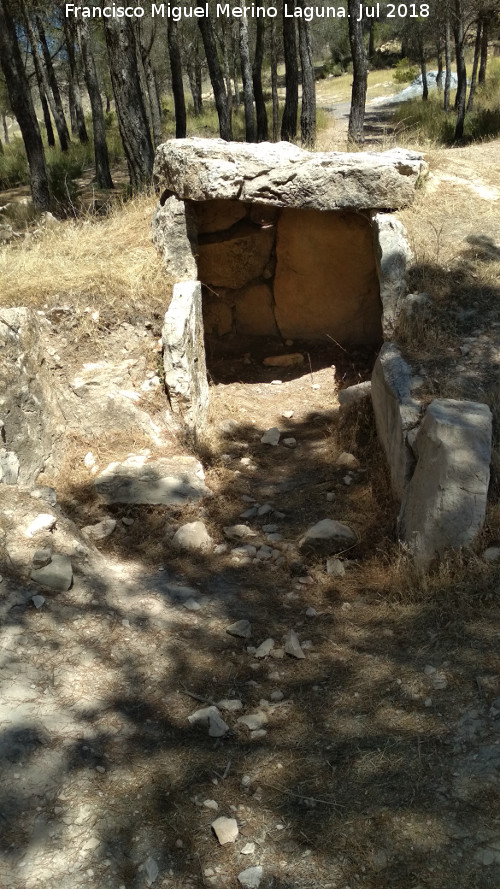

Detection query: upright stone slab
xmin=371 ymin=342 xmax=421 ymax=500
xmin=0 ymin=307 xmax=64 ymax=485
xmin=152 ymin=195 xmax=197 ymax=281
xmin=372 ymin=214 xmax=413 ymax=338
xmin=399 ymin=399 xmax=492 ymax=567
xmin=162 ymin=281 xmax=209 ymax=433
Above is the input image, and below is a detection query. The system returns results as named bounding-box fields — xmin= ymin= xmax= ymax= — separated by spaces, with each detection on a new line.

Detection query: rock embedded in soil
xmin=338 ymin=380 xmax=372 ymax=406
xmin=217 ymin=699 xmax=243 ymax=711
xmin=226 ymin=620 xmax=252 ymax=639
xmin=211 ymin=816 xmax=239 ymax=845
xmin=95 ymin=454 xmax=211 ymax=506
xmin=261 ymin=427 xmax=281 ymax=446
xmin=254 ymin=638 xmax=275 ymax=658
xmin=300 ymin=518 xmax=356 ymax=552
xmin=483 ymin=546 xmax=500 ymax=562
xmin=237 ymin=710 xmax=269 ymax=731
xmin=31 ymin=553 xmax=73 ymax=591
xmin=284 ymin=630 xmax=306 ymax=659
xmin=326 ymin=558 xmax=346 ymax=577
xmin=336 ymin=452 xmax=360 ymax=469
xmin=25 ymin=513 xmax=57 ymax=537
xmin=173 ymin=520 xmax=213 ymax=552
xmin=224 ymin=524 xmax=258 ymax=541
xmin=32 ymin=547 xmax=52 ymax=569
xmin=283 ymin=437 xmax=297 ymax=448
xmin=238 ymin=864 xmax=263 ymax=888
xmin=188 ymin=706 xmax=229 ymax=738
xmin=82 ymin=517 xmax=117 ymax=541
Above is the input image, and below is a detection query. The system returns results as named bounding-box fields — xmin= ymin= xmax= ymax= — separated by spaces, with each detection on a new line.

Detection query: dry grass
xmin=0 ymin=192 xmax=169 ymax=316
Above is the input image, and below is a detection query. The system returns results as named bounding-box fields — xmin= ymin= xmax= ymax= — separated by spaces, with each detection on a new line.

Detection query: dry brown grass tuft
xmin=0 ymin=192 xmax=170 ymax=316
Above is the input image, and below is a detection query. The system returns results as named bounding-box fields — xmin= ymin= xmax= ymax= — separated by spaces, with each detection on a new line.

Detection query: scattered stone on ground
xmin=81 ymin=516 xmax=117 ymax=540
xmin=30 ymin=552 xmax=73 ymax=591
xmin=226 ymin=619 xmax=252 ymax=639
xmin=188 ymin=706 xmax=229 ymax=738
xmin=237 ymin=864 xmax=263 ymax=888
xmin=299 ymin=518 xmax=356 ymax=551
xmin=211 ymin=816 xmax=239 ymax=845
xmin=284 ymin=629 xmax=306 ymax=659
xmin=326 ymin=557 xmax=346 ymax=577
xmin=172 ymin=520 xmax=213 ymax=551
xmin=261 ymin=427 xmax=281 ymax=446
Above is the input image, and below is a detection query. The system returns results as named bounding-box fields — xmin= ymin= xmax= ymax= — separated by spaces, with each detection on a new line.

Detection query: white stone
xmin=372 ymin=214 xmax=413 ymax=337
xmin=217 ymin=699 xmax=243 ymax=711
xmin=173 ymin=520 xmax=213 ymax=552
xmin=211 ymin=816 xmax=239 ymax=845
xmin=241 ymin=842 xmax=256 ymax=855
xmin=326 ymin=558 xmax=345 ymax=577
xmin=254 ymin=638 xmax=275 ymax=658
xmin=237 ymin=864 xmax=263 ymax=888
xmin=300 ymin=518 xmax=356 ymax=551
xmin=188 ymin=706 xmax=229 ymax=738
xmin=284 ymin=629 xmax=305 ymax=659
xmin=26 ymin=513 xmax=57 ymax=537
xmin=338 ymin=381 xmax=372 ymax=406
xmin=238 ymin=711 xmax=269 ymax=731
xmin=224 ymin=524 xmax=258 ymax=540
xmin=82 ymin=517 xmax=117 ymax=540
xmin=261 ymin=427 xmax=281 ymax=446
xmin=95 ymin=455 xmax=211 ymax=505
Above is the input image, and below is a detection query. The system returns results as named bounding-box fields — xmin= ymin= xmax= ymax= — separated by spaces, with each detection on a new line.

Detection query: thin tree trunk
xmin=68 ymin=78 xmax=77 ymax=133
xmin=63 ymin=16 xmax=88 ymax=144
xmin=436 ymin=37 xmax=443 ymax=91
xmin=77 ymin=18 xmax=113 ymax=189
xmin=0 ymin=0 xmax=50 ymax=209
xmin=368 ymin=19 xmax=375 ymax=61
xmin=36 ymin=13 xmax=71 ymax=150
xmin=478 ymin=15 xmax=488 ymax=85
xmin=220 ymin=23 xmax=233 ymax=116
xmin=297 ymin=0 xmax=316 ymax=147
xmin=281 ymin=0 xmax=299 ymax=141
xmin=2 ymin=111 xmax=9 ymax=143
xmin=198 ymin=15 xmax=232 ymax=140
xmin=35 ymin=64 xmax=56 ymax=148
xmin=252 ymin=16 xmax=268 ymax=141
xmin=348 ymin=0 xmax=367 ymax=143
xmin=167 ymin=17 xmax=186 ymax=139
xmin=239 ymin=18 xmax=256 ymax=142
xmin=0 ymin=132 xmax=3 ymax=154
xmin=419 ymin=33 xmax=428 ymax=100
xmin=444 ymin=16 xmax=451 ymax=112
xmin=134 ymin=24 xmax=154 ymax=143
xmin=467 ymin=18 xmax=482 ymax=112
xmin=145 ymin=55 xmax=163 ymax=146
xmin=232 ymin=22 xmax=240 ymax=107
xmin=105 ymin=94 xmax=111 ymax=113
xmin=270 ymin=15 xmax=279 ymax=141
xmin=453 ymin=0 xmax=467 ymax=141
xmin=22 ymin=3 xmax=68 ymax=152
xmin=103 ymin=18 xmax=154 ymax=189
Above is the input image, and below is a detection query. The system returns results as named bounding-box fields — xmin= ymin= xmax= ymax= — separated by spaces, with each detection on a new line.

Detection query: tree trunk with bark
xmin=198 ymin=15 xmax=232 ymax=140
xmin=467 ymin=18 xmax=482 ymax=111
xmin=103 ymin=18 xmax=154 ymax=189
xmin=2 ymin=110 xmax=9 ymax=143
xmin=270 ymin=15 xmax=279 ymax=141
xmin=444 ymin=16 xmax=451 ymax=112
xmin=281 ymin=0 xmax=299 ymax=141
xmin=347 ymin=0 xmax=367 ymax=143
xmin=239 ymin=18 xmax=256 ymax=142
xmin=297 ymin=0 xmax=316 ymax=147
xmin=453 ymin=0 xmax=467 ymax=141
xmin=22 ymin=2 xmax=68 ymax=151
xmin=36 ymin=69 xmax=56 ymax=147
xmin=232 ymin=22 xmax=240 ymax=106
xmin=63 ymin=16 xmax=88 ymax=144
xmin=0 ymin=0 xmax=50 ymax=209
xmin=252 ymin=16 xmax=268 ymax=141
xmin=436 ymin=37 xmax=443 ymax=90
xmin=36 ymin=13 xmax=71 ymax=150
xmin=478 ymin=14 xmax=488 ymax=84
xmin=419 ymin=33 xmax=428 ymax=100
xmin=77 ymin=18 xmax=113 ymax=189
xmin=167 ymin=17 xmax=186 ymax=138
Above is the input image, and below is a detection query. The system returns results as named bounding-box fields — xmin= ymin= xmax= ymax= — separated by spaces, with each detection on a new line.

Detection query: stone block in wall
xmin=162 ymin=281 xmax=209 ymax=434
xmin=234 ymin=283 xmax=279 ymax=337
xmin=193 ymin=198 xmax=247 ymax=234
xmin=203 ymin=296 xmax=233 ymax=337
xmin=0 ymin=307 xmax=64 ymax=485
xmin=274 ymin=209 xmax=382 ymax=343
xmin=399 ymin=399 xmax=492 ymax=567
xmin=372 ymin=214 xmax=413 ymax=338
xmin=371 ymin=342 xmax=421 ymax=500
xmin=197 ymin=222 xmax=275 ymax=290
xmin=152 ymin=195 xmax=197 ymax=281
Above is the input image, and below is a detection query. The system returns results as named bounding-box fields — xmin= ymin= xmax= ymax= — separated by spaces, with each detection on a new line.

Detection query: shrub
xmin=393 ymin=58 xmax=418 ymax=84
xmin=0 ymin=138 xmax=29 ymax=189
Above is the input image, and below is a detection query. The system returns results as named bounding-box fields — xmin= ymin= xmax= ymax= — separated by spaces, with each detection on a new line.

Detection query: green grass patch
xmin=0 ymin=138 xmax=29 ymax=189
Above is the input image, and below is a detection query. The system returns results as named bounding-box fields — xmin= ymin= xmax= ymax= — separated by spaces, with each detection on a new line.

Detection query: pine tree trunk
xmin=419 ymin=33 xmax=428 ymax=101
xmin=220 ymin=23 xmax=233 ymax=116
xmin=347 ymin=0 xmax=367 ymax=143
xmin=198 ymin=16 xmax=232 ymax=140
xmin=167 ymin=17 xmax=186 ymax=139
xmin=270 ymin=16 xmax=279 ymax=141
xmin=36 ymin=69 xmax=56 ymax=148
xmin=444 ymin=17 xmax=451 ymax=112
xmin=453 ymin=0 xmax=467 ymax=141
xmin=2 ymin=111 xmax=9 ymax=143
xmin=36 ymin=14 xmax=71 ymax=151
xmin=239 ymin=18 xmax=256 ymax=142
xmin=0 ymin=132 xmax=4 ymax=154
xmin=467 ymin=18 xmax=482 ymax=112
xmin=478 ymin=15 xmax=488 ymax=85
xmin=103 ymin=18 xmax=154 ymax=189
xmin=22 ymin=3 xmax=68 ymax=152
xmin=281 ymin=0 xmax=299 ymax=141
xmin=252 ymin=17 xmax=268 ymax=141
xmin=63 ymin=16 xmax=88 ymax=144
xmin=144 ymin=55 xmax=163 ymax=146
xmin=232 ymin=23 xmax=240 ymax=107
xmin=297 ymin=0 xmax=316 ymax=147
xmin=134 ymin=24 xmax=154 ymax=142
xmin=436 ymin=38 xmax=443 ymax=91
xmin=77 ymin=18 xmax=113 ymax=189
xmin=0 ymin=0 xmax=50 ymax=209
xmin=368 ymin=19 xmax=375 ymax=60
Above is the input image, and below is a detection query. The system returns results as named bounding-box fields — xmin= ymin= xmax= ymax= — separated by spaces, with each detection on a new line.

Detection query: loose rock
xmin=254 ymin=638 xmax=275 ymax=658
xmin=226 ymin=620 xmax=252 ymax=639
xmin=326 ymin=558 xmax=346 ymax=577
xmin=31 ymin=553 xmax=73 ymax=591
xmin=261 ymin=427 xmax=280 ymax=446
xmin=300 ymin=518 xmax=356 ymax=552
xmin=284 ymin=630 xmax=305 ymax=659
xmin=238 ymin=865 xmax=263 ymax=888
xmin=82 ymin=517 xmax=117 ymax=541
xmin=173 ymin=520 xmax=213 ymax=552
xmin=188 ymin=706 xmax=229 ymax=738
xmin=212 ymin=816 xmax=239 ymax=845
xmin=26 ymin=513 xmax=57 ymax=538
xmin=237 ymin=711 xmax=269 ymax=731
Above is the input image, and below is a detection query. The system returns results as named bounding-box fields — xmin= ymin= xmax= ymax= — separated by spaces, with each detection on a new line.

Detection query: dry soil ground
xmin=0 ymin=104 xmax=500 ymax=889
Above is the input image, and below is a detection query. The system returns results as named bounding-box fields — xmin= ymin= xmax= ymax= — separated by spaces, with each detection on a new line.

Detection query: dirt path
xmin=1 ymin=336 xmax=500 ymax=889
